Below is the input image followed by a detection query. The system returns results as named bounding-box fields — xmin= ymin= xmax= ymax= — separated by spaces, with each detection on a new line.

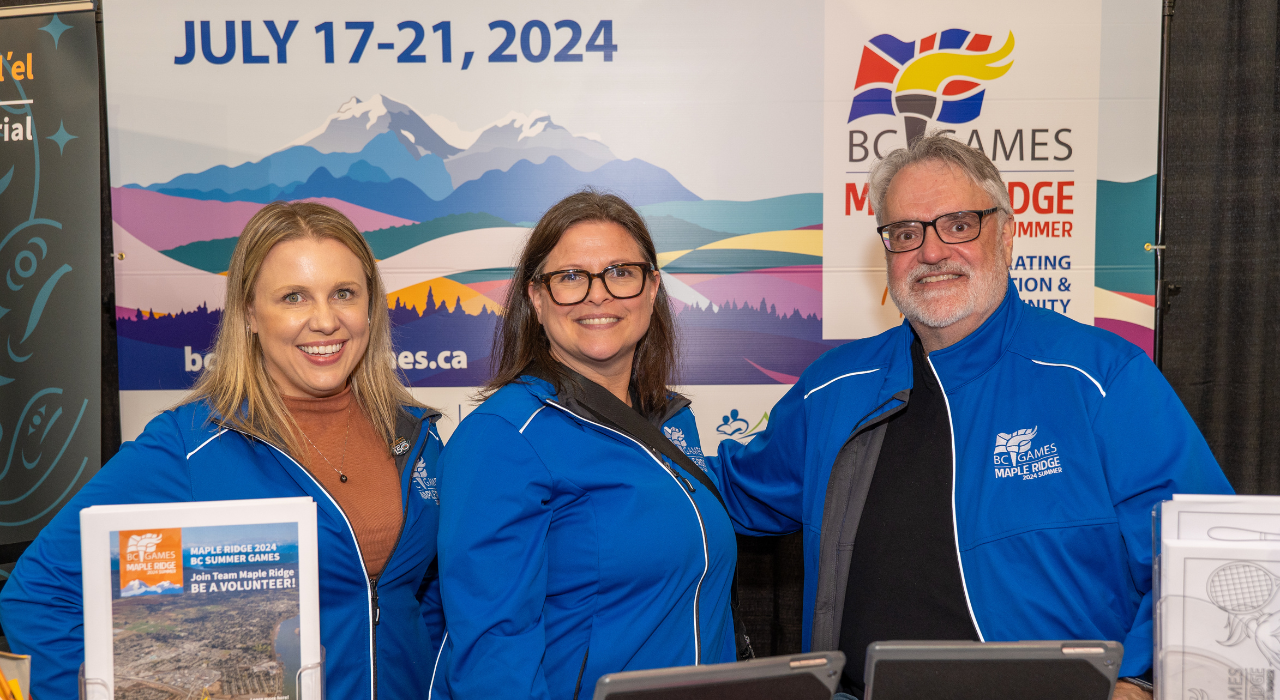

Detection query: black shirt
xmin=838 ymin=339 xmax=980 ymax=695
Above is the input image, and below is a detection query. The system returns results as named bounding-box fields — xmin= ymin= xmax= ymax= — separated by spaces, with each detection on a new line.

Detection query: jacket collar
xmin=517 ymin=373 xmax=689 ymax=428
xmin=236 ymin=403 xmax=439 ymax=480
xmin=393 ymin=406 xmax=441 ymax=475
xmin=917 ymin=279 xmax=1024 ymax=393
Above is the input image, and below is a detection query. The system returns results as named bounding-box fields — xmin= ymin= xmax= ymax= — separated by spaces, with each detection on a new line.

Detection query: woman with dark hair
xmin=435 ymin=190 xmax=737 ymax=699
xmin=0 ymin=202 xmax=444 ymax=700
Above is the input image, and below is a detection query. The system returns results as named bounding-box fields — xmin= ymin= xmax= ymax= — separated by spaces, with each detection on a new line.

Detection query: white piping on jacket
xmin=428 ymin=631 xmax=448 ymax=698
xmin=926 ymin=357 xmax=986 ymax=642
xmin=242 ymin=432 xmax=377 ymax=699
xmin=519 ymin=406 xmax=546 ymax=434
xmin=544 ymin=401 xmax=710 ymax=665
xmin=803 ymin=369 xmax=880 ymax=400
xmin=1031 ymin=360 xmax=1106 ymax=397
xmin=186 ymin=428 xmax=228 ymax=459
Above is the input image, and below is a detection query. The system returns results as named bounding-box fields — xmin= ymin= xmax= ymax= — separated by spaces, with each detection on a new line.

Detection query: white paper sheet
xmin=80 ymin=497 xmax=320 ymax=700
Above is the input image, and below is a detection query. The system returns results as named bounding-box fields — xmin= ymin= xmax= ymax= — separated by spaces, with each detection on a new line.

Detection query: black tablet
xmin=593 ymin=652 xmax=845 ymax=700
xmin=864 ymin=640 xmax=1123 ymax=700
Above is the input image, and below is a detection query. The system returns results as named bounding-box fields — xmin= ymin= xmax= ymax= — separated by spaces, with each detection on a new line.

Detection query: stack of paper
xmin=1157 ymin=495 xmax=1280 ymax=700
xmin=80 ymin=497 xmax=321 ymax=700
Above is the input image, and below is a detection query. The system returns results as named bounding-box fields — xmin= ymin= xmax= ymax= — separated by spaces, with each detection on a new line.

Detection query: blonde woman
xmin=0 ymin=202 xmax=444 ymax=700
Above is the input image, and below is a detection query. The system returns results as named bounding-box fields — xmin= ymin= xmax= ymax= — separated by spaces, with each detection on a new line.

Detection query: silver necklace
xmin=300 ymin=403 xmax=352 ymax=483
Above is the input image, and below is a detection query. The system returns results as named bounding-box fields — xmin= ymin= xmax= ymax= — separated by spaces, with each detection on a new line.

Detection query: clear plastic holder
xmin=297 ymin=645 xmax=326 ymax=700
xmin=80 ymin=645 xmax=325 ymax=700
xmin=1153 ymin=501 xmax=1280 ymax=700
xmin=77 ymin=664 xmax=108 ymax=700
xmin=1153 ymin=501 xmax=1165 ymax=700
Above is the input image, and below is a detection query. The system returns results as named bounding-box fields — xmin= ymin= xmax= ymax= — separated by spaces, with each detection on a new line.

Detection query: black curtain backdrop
xmin=1163 ymin=0 xmax=1279 ymax=495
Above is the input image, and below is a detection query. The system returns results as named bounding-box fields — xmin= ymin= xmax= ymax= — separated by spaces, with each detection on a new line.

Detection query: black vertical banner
xmin=0 ymin=4 xmax=102 ymax=546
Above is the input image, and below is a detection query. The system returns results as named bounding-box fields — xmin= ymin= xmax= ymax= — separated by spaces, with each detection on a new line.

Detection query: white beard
xmin=888 ymin=259 xmax=1008 ymax=329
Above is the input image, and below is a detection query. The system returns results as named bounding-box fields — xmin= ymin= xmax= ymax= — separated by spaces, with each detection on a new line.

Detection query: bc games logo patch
xmin=848 ymin=29 xmax=1015 ymax=144
xmin=992 ymin=426 xmax=1063 ymax=481
xmin=412 ymin=458 xmax=438 ymax=504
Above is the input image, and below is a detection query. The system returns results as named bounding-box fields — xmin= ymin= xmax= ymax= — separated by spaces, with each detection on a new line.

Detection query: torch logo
xmin=848 ymin=29 xmax=1016 ymax=145
xmin=126 ymin=532 xmax=165 ymax=557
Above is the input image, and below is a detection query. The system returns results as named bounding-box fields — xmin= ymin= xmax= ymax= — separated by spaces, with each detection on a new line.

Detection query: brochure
xmin=80 ymin=498 xmax=320 ymax=700
xmin=1158 ymin=539 xmax=1280 ymax=700
xmin=1157 ymin=497 xmax=1280 ymax=700
xmin=1160 ymin=496 xmax=1280 ymax=544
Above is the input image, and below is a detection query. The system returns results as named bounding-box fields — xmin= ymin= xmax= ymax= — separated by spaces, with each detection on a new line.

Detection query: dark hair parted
xmin=483 ymin=189 xmax=678 ymax=417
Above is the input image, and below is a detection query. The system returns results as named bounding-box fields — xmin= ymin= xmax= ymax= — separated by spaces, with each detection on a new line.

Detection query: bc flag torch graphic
xmin=848 ymin=29 xmax=1015 ymax=144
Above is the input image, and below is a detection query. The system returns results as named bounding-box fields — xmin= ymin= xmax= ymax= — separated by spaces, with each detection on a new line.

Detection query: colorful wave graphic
xmin=113 ymin=98 xmax=841 ymax=389
xmin=1093 ymin=176 xmax=1157 ymax=358
xmin=114 ymin=192 xmax=833 ymax=390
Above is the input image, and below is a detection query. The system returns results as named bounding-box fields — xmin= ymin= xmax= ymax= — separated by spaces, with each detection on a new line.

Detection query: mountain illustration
xmin=154 ymin=155 xmax=698 ymax=225
xmin=120 ymin=579 xmax=183 ymax=597
xmin=114 ymin=95 xmax=839 ymax=392
xmin=285 ymin=168 xmax=438 ymax=221
xmin=290 ymin=94 xmax=463 ymax=159
xmin=145 ymin=130 xmax=454 ymax=201
xmin=442 ymin=111 xmax=616 ymax=188
xmin=138 ymin=98 xmax=635 ymax=204
xmin=428 ymin=156 xmax=698 ymax=223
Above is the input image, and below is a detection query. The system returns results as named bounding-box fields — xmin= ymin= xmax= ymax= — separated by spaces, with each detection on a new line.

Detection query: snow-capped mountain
xmin=290 ymin=95 xmax=463 ymax=160
xmin=120 ymin=578 xmax=184 ymax=597
xmin=282 ymin=97 xmax=616 ymax=189
xmin=142 ymin=98 xmax=669 ymax=205
xmin=442 ymin=111 xmax=616 ymax=189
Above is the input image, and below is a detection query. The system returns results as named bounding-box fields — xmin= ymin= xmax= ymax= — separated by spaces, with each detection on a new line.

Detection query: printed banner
xmin=824 ymin=0 xmax=1159 ymax=355
xmin=104 ymin=0 xmax=820 ymax=446
xmin=104 ymin=0 xmax=1157 ymax=450
xmin=110 ymin=523 xmax=303 ymax=699
xmin=0 ymin=5 xmax=102 ymax=545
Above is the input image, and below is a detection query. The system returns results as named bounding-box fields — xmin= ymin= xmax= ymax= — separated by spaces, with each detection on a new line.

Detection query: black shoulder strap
xmin=530 ymin=365 xmax=756 ymax=660
xmin=536 ymin=367 xmax=726 ymax=507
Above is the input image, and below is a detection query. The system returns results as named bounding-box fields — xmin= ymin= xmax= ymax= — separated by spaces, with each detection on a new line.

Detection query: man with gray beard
xmin=708 ymin=133 xmax=1230 ymax=700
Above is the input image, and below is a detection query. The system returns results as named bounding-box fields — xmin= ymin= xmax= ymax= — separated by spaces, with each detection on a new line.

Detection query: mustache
xmin=906 ymin=262 xmax=971 ymax=283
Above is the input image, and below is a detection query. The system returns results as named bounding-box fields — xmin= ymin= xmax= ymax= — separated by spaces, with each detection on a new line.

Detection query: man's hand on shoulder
xmin=1113 ymin=680 xmax=1153 ymax=700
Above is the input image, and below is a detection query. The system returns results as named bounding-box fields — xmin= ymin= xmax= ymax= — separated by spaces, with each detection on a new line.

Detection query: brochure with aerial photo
xmin=80 ymin=498 xmax=320 ymax=700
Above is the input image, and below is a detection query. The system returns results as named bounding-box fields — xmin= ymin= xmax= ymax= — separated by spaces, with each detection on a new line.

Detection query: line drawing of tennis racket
xmin=1209 ymin=527 xmax=1280 ymax=541
xmin=1210 ymin=561 xmax=1280 ymax=668
xmin=1208 ymin=561 xmax=1278 ymax=614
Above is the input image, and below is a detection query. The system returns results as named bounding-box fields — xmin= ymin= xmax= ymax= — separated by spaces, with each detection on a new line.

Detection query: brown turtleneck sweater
xmin=282 ymin=386 xmax=403 ymax=579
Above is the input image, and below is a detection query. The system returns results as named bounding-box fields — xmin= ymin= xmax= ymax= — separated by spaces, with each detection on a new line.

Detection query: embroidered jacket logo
xmin=664 ymin=426 xmax=709 ymax=471
xmin=664 ymin=426 xmax=687 ymax=451
xmin=993 ymin=426 xmax=1062 ymax=480
xmin=411 ymin=458 xmax=438 ymax=504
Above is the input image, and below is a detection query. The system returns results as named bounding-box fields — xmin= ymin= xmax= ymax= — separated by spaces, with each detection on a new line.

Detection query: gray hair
xmin=867 ymin=131 xmax=1012 ymax=226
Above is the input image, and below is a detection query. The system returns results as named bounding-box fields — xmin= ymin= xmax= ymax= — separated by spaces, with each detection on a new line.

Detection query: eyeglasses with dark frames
xmin=534 ymin=262 xmax=657 ymax=306
xmin=876 ymin=207 xmax=999 ymax=253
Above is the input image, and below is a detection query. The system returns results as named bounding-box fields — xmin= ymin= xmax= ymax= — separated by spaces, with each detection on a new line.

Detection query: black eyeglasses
xmin=876 ymin=207 xmax=999 ymax=253
xmin=534 ymin=262 xmax=656 ymax=306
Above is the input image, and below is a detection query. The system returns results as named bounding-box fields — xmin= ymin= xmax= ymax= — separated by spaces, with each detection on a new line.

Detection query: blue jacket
xmin=0 ymin=400 xmax=444 ymax=700
xmin=711 ymin=283 xmax=1232 ymax=677
xmin=435 ymin=377 xmax=736 ymax=700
